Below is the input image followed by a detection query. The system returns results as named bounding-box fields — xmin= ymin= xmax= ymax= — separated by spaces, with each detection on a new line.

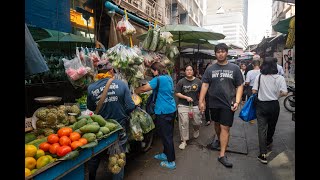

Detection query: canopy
xmin=37 ymin=33 xmax=92 ymax=43
xmin=272 ymin=15 xmax=295 ymax=34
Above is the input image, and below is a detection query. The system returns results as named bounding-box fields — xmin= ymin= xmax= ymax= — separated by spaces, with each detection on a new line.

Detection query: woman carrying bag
xmin=252 ymin=57 xmax=288 ymax=164
xmin=134 ymin=62 xmax=177 ymax=169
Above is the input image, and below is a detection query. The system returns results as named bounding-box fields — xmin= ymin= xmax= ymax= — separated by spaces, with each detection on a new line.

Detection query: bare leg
xmin=214 ymin=122 xmax=221 ymax=140
xmin=219 ymin=124 xmax=230 ymax=157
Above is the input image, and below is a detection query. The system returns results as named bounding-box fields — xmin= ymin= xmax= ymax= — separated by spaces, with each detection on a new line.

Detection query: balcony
xmin=112 ymin=0 xmax=165 ymax=25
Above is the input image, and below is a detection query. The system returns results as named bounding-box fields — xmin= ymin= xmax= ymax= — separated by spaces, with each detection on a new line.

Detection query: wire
xmin=97 ymin=0 xmax=104 ymax=42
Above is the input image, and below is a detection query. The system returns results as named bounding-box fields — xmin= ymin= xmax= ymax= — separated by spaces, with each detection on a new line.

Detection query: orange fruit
xmin=34 ymin=149 xmax=45 ymax=160
xmin=69 ymin=132 xmax=81 ymax=142
xmin=25 ymin=144 xmax=37 ymax=157
xmin=47 ymin=134 xmax=59 ymax=144
xmin=49 ymin=143 xmax=60 ymax=155
xmin=78 ymin=138 xmax=88 ymax=145
xmin=57 ymin=127 xmax=73 ymax=137
xmin=39 ymin=142 xmax=51 ymax=152
xmin=25 ymin=168 xmax=31 ymax=177
xmin=59 ymin=136 xmax=71 ymax=146
xmin=25 ymin=157 xmax=37 ymax=170
xmin=71 ymin=141 xmax=83 ymax=150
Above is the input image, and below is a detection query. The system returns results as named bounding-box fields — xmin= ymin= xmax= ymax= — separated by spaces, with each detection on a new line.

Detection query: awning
xmin=269 ymin=34 xmax=286 ymax=43
xmin=272 ymin=15 xmax=295 ymax=34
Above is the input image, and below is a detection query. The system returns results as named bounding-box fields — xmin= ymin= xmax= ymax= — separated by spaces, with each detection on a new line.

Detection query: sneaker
xmin=208 ymin=139 xmax=220 ymax=150
xmin=218 ymin=156 xmax=233 ymax=168
xmin=160 ymin=161 xmax=176 ymax=170
xmin=266 ymin=144 xmax=272 ymax=157
xmin=193 ymin=130 xmax=200 ymax=138
xmin=179 ymin=142 xmax=187 ymax=150
xmin=205 ymin=121 xmax=211 ymax=126
xmin=154 ymin=153 xmax=167 ymax=161
xmin=257 ymin=154 xmax=267 ymax=164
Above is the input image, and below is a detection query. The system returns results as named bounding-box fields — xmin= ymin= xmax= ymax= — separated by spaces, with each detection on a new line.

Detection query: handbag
xmin=94 ymin=77 xmax=114 ymax=114
xmin=239 ymin=74 xmax=261 ymax=122
xmin=239 ymin=94 xmax=257 ymax=121
xmin=146 ymin=77 xmax=160 ymax=115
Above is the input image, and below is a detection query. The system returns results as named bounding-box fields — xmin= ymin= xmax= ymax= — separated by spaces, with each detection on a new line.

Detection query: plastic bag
xmin=149 ymin=28 xmax=160 ymax=51
xmin=63 ymin=57 xmax=88 ymax=81
xmin=142 ymin=29 xmax=153 ymax=50
xmin=239 ymin=94 xmax=257 ymax=121
xmin=122 ymin=19 xmax=136 ymax=36
xmin=116 ymin=18 xmax=126 ymax=33
xmin=188 ymin=102 xmax=194 ymax=119
xmin=131 ymin=107 xmax=155 ymax=134
xmin=107 ymin=141 xmax=126 ymax=174
xmin=129 ymin=111 xmax=144 ymax=141
xmin=161 ymin=32 xmax=173 ymax=44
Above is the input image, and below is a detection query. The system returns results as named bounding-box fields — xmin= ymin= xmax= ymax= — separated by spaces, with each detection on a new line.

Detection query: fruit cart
xmin=26 ymin=131 xmax=119 ymax=180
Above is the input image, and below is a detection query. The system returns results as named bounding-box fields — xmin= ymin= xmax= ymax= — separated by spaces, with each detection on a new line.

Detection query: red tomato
xmin=56 ymin=145 xmax=72 ymax=157
xmin=47 ymin=134 xmax=59 ymax=144
xmin=39 ymin=142 xmax=51 ymax=152
xmin=57 ymin=127 xmax=73 ymax=137
xmin=59 ymin=136 xmax=71 ymax=146
xmin=49 ymin=143 xmax=61 ymax=155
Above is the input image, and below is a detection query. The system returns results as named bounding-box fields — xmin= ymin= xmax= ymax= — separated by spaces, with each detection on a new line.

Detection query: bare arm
xmin=175 ymin=93 xmax=193 ymax=102
xmin=232 ymin=84 xmax=244 ymax=111
xmin=198 ymin=83 xmax=209 ymax=112
xmin=134 ymin=83 xmax=153 ymax=94
xmin=279 ymin=90 xmax=288 ymax=97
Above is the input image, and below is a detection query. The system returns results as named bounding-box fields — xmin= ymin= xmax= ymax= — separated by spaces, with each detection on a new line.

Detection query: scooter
xmin=284 ymin=85 xmax=295 ymax=112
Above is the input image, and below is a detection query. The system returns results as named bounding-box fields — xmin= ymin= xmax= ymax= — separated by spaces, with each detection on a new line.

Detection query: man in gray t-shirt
xmin=199 ymin=43 xmax=244 ymax=168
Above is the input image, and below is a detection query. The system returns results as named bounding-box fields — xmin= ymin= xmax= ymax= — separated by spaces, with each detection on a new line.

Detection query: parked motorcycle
xmin=284 ymin=85 xmax=295 ymax=112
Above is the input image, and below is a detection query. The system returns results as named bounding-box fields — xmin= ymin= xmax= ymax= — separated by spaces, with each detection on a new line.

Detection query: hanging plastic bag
xmin=149 ymin=28 xmax=160 ymax=51
xmin=63 ymin=57 xmax=87 ymax=81
xmin=131 ymin=107 xmax=155 ymax=134
xmin=122 ymin=19 xmax=136 ymax=36
xmin=142 ymin=29 xmax=153 ymax=50
xmin=129 ymin=111 xmax=144 ymax=141
xmin=116 ymin=18 xmax=126 ymax=33
xmin=107 ymin=141 xmax=126 ymax=174
xmin=188 ymin=102 xmax=194 ymax=119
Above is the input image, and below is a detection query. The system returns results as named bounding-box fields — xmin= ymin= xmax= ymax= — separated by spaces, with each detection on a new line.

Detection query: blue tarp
xmin=25 ymin=0 xmax=71 ymax=33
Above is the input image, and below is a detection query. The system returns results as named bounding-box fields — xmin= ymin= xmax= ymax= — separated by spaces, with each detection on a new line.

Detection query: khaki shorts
xmin=177 ymin=104 xmax=202 ymax=141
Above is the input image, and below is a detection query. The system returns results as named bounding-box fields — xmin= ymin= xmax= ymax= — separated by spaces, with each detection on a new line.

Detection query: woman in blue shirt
xmin=135 ymin=62 xmax=177 ymax=170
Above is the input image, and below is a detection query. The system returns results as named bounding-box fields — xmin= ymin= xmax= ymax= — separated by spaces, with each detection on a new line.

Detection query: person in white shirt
xmin=245 ymin=60 xmax=260 ymax=97
xmin=252 ymin=57 xmax=288 ymax=165
xmin=274 ymin=58 xmax=284 ymax=76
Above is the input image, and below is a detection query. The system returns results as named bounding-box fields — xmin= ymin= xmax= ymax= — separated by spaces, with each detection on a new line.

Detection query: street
xmin=96 ymin=96 xmax=295 ymax=180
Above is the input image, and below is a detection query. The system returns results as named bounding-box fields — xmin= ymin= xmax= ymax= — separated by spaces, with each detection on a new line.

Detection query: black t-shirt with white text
xmin=202 ymin=62 xmax=244 ymax=109
xmin=175 ymin=77 xmax=202 ymax=106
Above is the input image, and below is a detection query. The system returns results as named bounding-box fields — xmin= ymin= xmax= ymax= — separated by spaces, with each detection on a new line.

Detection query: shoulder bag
xmin=146 ymin=77 xmax=160 ymax=115
xmin=94 ymin=78 xmax=114 ymax=114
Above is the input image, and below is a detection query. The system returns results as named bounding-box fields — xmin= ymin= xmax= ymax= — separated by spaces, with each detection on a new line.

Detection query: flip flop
xmin=160 ymin=161 xmax=176 ymax=170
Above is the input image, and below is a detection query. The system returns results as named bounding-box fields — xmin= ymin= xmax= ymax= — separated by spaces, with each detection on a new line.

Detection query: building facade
xmin=271 ymin=0 xmax=295 ymax=36
xmin=204 ymin=0 xmax=248 ymax=49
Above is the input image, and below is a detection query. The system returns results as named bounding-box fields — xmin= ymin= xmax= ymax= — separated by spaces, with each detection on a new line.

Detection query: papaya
xmin=104 ymin=121 xmax=117 ymax=131
xmin=82 ymin=133 xmax=97 ymax=143
xmin=91 ymin=115 xmax=107 ymax=126
xmin=77 ymin=115 xmax=90 ymax=120
xmin=73 ymin=118 xmax=87 ymax=130
xmin=80 ymin=124 xmax=100 ymax=133
xmin=99 ymin=127 xmax=110 ymax=134
xmin=95 ymin=131 xmax=103 ymax=138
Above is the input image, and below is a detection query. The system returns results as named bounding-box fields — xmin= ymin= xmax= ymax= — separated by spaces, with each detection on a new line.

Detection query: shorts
xmin=210 ymin=108 xmax=235 ymax=127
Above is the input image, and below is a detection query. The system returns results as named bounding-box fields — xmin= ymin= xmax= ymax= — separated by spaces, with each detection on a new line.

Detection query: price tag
xmin=25 ymin=118 xmax=33 ymax=132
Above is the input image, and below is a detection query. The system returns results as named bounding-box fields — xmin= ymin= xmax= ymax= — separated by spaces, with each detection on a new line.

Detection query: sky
xmin=247 ymin=0 xmax=272 ymax=45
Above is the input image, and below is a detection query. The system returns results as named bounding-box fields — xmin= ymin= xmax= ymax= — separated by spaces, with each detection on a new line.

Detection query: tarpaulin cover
xmin=25 ymin=0 xmax=71 ymax=33
xmin=25 ymin=24 xmax=49 ymax=76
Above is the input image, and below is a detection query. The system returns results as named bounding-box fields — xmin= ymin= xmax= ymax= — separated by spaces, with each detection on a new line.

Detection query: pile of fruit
xmin=108 ymin=152 xmax=126 ymax=174
xmin=25 ymin=144 xmax=56 ymax=177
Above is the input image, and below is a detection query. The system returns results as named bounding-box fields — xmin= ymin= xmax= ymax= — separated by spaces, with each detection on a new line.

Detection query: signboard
xmin=70 ymin=9 xmax=95 ymax=29
xmin=283 ymin=48 xmax=294 ymax=78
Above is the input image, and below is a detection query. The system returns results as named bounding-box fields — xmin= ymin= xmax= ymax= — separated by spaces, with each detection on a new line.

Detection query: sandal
xmin=154 ymin=153 xmax=167 ymax=161
xmin=160 ymin=161 xmax=176 ymax=170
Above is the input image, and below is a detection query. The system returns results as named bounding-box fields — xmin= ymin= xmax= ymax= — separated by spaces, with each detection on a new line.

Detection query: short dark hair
xmin=184 ymin=64 xmax=194 ymax=71
xmin=151 ymin=62 xmax=168 ymax=75
xmin=260 ymin=57 xmax=278 ymax=75
xmin=214 ymin=43 xmax=228 ymax=54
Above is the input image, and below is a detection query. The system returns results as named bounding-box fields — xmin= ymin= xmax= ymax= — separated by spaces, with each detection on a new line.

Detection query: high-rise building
xmin=204 ymin=0 xmax=248 ymax=49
